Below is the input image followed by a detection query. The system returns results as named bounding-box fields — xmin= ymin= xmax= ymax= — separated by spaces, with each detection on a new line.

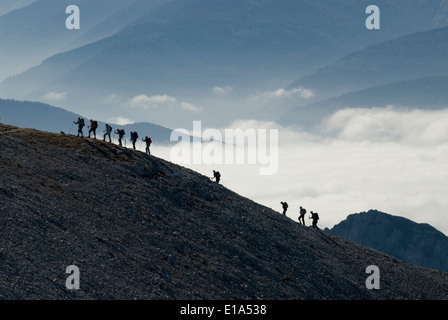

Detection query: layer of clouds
xmin=129 ymin=94 xmax=176 ymax=108
xmin=249 ymin=86 xmax=315 ymax=101
xmin=324 ymin=106 xmax=448 ymax=144
xmin=41 ymin=91 xmax=67 ymax=101
xmin=212 ymin=86 xmax=233 ymax=95
xmin=181 ymin=102 xmax=202 ymax=113
xmin=154 ymin=107 xmax=448 ymax=236
xmin=128 ymin=94 xmax=201 ymax=113
xmin=109 ymin=116 xmax=134 ymax=125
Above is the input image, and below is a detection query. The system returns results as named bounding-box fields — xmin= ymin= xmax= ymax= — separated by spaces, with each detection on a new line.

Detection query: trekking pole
xmin=68 ymin=122 xmax=74 ymax=135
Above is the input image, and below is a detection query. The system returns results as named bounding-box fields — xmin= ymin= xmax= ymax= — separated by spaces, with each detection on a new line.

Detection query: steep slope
xmin=326 ymin=210 xmax=448 ymax=273
xmin=1 ymin=124 xmax=448 ymax=299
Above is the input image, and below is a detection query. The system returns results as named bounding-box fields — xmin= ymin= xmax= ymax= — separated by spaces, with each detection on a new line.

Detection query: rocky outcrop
xmin=327 ymin=210 xmax=448 ymax=272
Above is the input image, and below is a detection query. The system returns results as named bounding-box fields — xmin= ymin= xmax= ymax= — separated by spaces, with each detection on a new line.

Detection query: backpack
xmin=215 ymin=171 xmax=221 ymax=178
xmin=93 ymin=121 xmax=98 ymax=128
xmin=80 ymin=118 xmax=85 ymax=127
xmin=314 ymin=213 xmax=319 ymax=220
xmin=300 ymin=208 xmax=306 ymax=215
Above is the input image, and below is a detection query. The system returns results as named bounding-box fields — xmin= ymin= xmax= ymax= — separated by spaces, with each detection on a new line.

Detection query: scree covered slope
xmin=1 ymin=124 xmax=447 ymax=299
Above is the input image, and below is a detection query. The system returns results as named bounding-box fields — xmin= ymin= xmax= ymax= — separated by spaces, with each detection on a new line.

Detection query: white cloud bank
xmin=249 ymin=86 xmax=315 ymax=101
xmin=129 ymin=94 xmax=177 ymax=108
xmin=212 ymin=86 xmax=233 ymax=95
xmin=324 ymin=106 xmax=448 ymax=144
xmin=128 ymin=94 xmax=202 ymax=113
xmin=180 ymin=102 xmax=202 ymax=113
xmin=109 ymin=116 xmax=134 ymax=126
xmin=41 ymin=91 xmax=67 ymax=101
xmin=155 ymin=106 xmax=448 ymax=236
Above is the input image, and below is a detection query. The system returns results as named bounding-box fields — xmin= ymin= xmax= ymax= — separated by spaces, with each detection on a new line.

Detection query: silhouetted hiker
xmin=130 ymin=131 xmax=139 ymax=150
xmin=211 ymin=170 xmax=221 ymax=183
xmin=103 ymin=124 xmax=112 ymax=143
xmin=88 ymin=119 xmax=98 ymax=138
xmin=310 ymin=211 xmax=319 ymax=230
xmin=115 ymin=129 xmax=125 ymax=146
xmin=143 ymin=136 xmax=152 ymax=155
xmin=299 ymin=206 xmax=306 ymax=225
xmin=281 ymin=201 xmax=288 ymax=215
xmin=74 ymin=117 xmax=85 ymax=137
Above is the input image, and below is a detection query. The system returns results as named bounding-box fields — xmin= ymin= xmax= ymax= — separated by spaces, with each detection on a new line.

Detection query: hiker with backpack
xmin=130 ymin=131 xmax=139 ymax=150
xmin=299 ymin=206 xmax=306 ymax=225
xmin=310 ymin=211 xmax=320 ymax=230
xmin=103 ymin=124 xmax=112 ymax=143
xmin=74 ymin=117 xmax=85 ymax=137
xmin=115 ymin=128 xmax=125 ymax=146
xmin=143 ymin=136 xmax=152 ymax=155
xmin=211 ymin=170 xmax=221 ymax=183
xmin=281 ymin=201 xmax=288 ymax=216
xmin=88 ymin=119 xmax=98 ymax=139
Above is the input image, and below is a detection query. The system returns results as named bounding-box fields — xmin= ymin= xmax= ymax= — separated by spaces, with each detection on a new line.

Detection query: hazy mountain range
xmin=1 ymin=0 xmax=448 ymax=129
xmin=0 ymin=0 xmax=168 ymax=82
xmin=0 ymin=0 xmax=35 ymax=16
xmin=1 ymin=124 xmax=448 ymax=299
xmin=280 ymin=26 xmax=448 ymax=127
xmin=326 ymin=210 xmax=448 ymax=273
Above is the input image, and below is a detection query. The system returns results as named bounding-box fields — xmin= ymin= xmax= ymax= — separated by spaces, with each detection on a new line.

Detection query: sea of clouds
xmin=154 ymin=106 xmax=448 ymax=235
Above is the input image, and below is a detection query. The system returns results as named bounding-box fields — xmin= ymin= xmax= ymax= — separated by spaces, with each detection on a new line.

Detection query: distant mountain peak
xmin=327 ymin=209 xmax=448 ymax=272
